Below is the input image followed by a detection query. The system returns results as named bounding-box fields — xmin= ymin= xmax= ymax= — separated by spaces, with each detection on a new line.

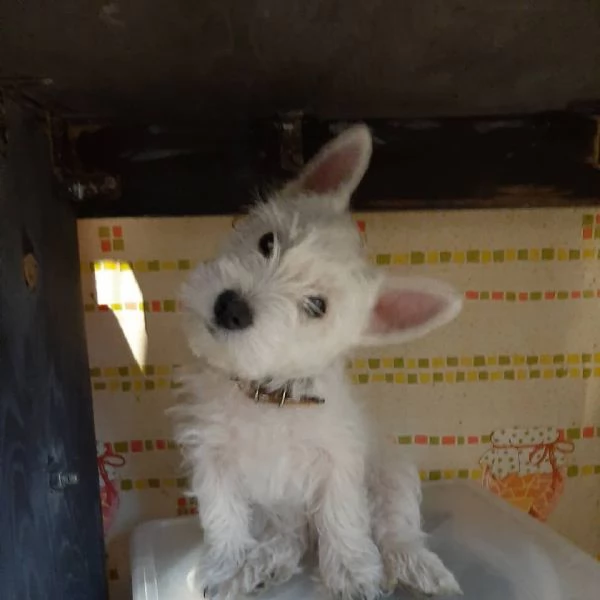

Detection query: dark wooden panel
xmin=68 ymin=113 xmax=600 ymax=218
xmin=0 ymin=101 xmax=107 ymax=599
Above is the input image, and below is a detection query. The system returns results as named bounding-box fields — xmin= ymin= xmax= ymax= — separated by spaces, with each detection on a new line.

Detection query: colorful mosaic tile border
xmin=107 ymin=439 xmax=177 ymax=453
xmin=119 ymin=476 xmax=188 ymax=491
xmin=98 ymin=225 xmax=125 ymax=253
xmin=465 ymin=289 xmax=600 ymax=302
xmin=581 ymin=214 xmax=600 ymax=240
xmin=419 ymin=464 xmax=600 ymax=482
xmin=84 ymin=299 xmax=180 ymax=313
xmin=396 ymin=426 xmax=599 ymax=446
xmin=80 ymin=245 xmax=600 ymax=275
xmin=177 ymin=496 xmax=198 ymax=516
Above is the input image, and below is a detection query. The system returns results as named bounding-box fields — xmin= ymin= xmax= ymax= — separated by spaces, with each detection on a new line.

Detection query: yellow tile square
xmin=102 ymin=260 xmax=118 ymax=271
xmin=594 ymin=354 xmax=600 ymax=364
xmin=557 ymin=248 xmax=568 ymax=261
xmin=516 ymin=369 xmax=527 ymax=380
xmin=460 ymin=356 xmax=473 ymax=367
xmin=452 ymin=251 xmax=465 ymax=264
xmin=134 ymin=479 xmax=148 ymax=490
xmin=505 ymin=249 xmax=516 ymax=261
xmin=406 ymin=358 xmax=416 ymax=369
xmin=419 ymin=471 xmax=427 ymax=481
xmin=443 ymin=470 xmax=456 ymax=480
xmin=583 ymin=248 xmax=595 ymax=260
xmin=394 ymin=373 xmax=406 ymax=384
xmin=109 ymin=380 xmax=120 ymax=392
xmin=529 ymin=249 xmax=540 ymax=261
xmin=372 ymin=373 xmax=385 ymax=383
xmin=354 ymin=359 xmax=367 ymax=369
xmin=157 ymin=379 xmax=169 ymax=389
xmin=444 ymin=372 xmax=456 ymax=384
xmin=487 ymin=356 xmax=497 ymax=366
xmin=133 ymin=260 xmax=148 ymax=272
xmin=543 ymin=369 xmax=554 ymax=379
xmin=392 ymin=254 xmax=408 ymax=265
xmin=119 ymin=262 xmax=132 ymax=271
xmin=567 ymin=354 xmax=580 ymax=365
xmin=163 ymin=478 xmax=176 ymax=488
xmin=156 ymin=365 xmax=171 ymax=376
xmin=513 ymin=355 xmax=525 ymax=366
xmin=581 ymin=465 xmax=594 ymax=476
xmin=467 ymin=371 xmax=478 ymax=382
xmin=104 ymin=367 xmax=118 ymax=377
xmin=381 ymin=358 xmax=393 ymax=369
xmin=569 ymin=368 xmax=581 ymax=379
xmin=481 ymin=250 xmax=492 ymax=264
xmin=419 ymin=373 xmax=431 ymax=384
xmin=161 ymin=261 xmax=177 ymax=270
xmin=350 ymin=374 xmax=358 ymax=384
xmin=133 ymin=380 xmax=143 ymax=392
xmin=426 ymin=251 xmax=439 ymax=264
xmin=432 ymin=357 xmax=445 ymax=369
xmin=470 ymin=469 xmax=482 ymax=480
xmin=540 ymin=354 xmax=553 ymax=365
xmin=490 ymin=371 xmax=503 ymax=381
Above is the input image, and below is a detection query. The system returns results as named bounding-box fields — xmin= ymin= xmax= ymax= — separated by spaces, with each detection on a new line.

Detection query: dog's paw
xmin=383 ymin=546 xmax=461 ymax=596
xmin=320 ymin=545 xmax=383 ymax=600
xmin=191 ymin=547 xmax=248 ymax=597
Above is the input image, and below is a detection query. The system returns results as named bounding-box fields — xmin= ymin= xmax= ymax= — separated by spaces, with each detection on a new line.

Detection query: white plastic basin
xmin=131 ymin=481 xmax=600 ymax=599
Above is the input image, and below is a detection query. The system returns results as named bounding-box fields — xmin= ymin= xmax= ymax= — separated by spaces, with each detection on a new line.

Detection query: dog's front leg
xmin=315 ymin=467 xmax=383 ymax=600
xmin=192 ymin=458 xmax=255 ymax=595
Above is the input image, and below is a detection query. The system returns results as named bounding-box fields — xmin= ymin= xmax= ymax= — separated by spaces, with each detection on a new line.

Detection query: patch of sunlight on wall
xmin=94 ymin=261 xmax=148 ymax=367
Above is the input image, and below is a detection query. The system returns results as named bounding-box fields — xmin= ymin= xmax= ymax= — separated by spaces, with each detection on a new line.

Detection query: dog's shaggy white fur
xmin=171 ymin=125 xmax=463 ymax=600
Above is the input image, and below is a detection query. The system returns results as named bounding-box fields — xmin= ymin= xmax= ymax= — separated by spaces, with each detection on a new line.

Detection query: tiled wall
xmin=78 ymin=208 xmax=600 ymax=599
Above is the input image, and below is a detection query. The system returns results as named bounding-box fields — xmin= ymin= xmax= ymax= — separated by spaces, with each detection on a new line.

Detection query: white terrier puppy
xmin=172 ymin=125 xmax=462 ymax=600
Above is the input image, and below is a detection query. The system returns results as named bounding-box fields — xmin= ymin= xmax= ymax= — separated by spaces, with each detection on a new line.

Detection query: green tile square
xmin=398 ymin=435 xmax=412 ymax=445
xmin=385 ymin=373 xmax=394 ymax=383
xmin=566 ymin=427 xmax=581 ymax=440
xmin=167 ymin=440 xmax=177 ymax=450
xmin=418 ymin=358 xmax=429 ymax=368
xmin=582 ymin=214 xmax=594 ymax=226
xmin=582 ymin=353 xmax=592 ymax=363
xmin=112 ymin=239 xmax=125 ymax=251
xmin=407 ymin=374 xmax=418 ymax=384
xmin=595 ymin=228 xmax=600 ymax=240
xmin=473 ymin=355 xmax=486 ymax=367
xmin=118 ymin=366 xmax=129 ymax=376
xmin=410 ymin=252 xmax=425 ymax=265
xmin=148 ymin=478 xmax=160 ymax=489
xmin=164 ymin=300 xmax=177 ymax=312
xmin=526 ymin=356 xmax=538 ymax=365
xmin=594 ymin=465 xmax=600 ymax=474
xmin=120 ymin=479 xmax=133 ymax=491
xmin=557 ymin=291 xmax=569 ymax=300
xmin=440 ymin=251 xmax=452 ymax=263
xmin=479 ymin=291 xmax=490 ymax=300
xmin=456 ymin=372 xmax=465 ymax=382
xmin=446 ymin=356 xmax=458 ymax=367
xmin=433 ymin=372 xmax=443 ymax=383
xmin=466 ymin=250 xmax=480 ymax=263
xmin=458 ymin=469 xmax=469 ymax=479
xmin=429 ymin=470 xmax=442 ymax=481
xmin=481 ymin=434 xmax=491 ymax=444
xmin=142 ymin=301 xmax=150 ymax=312
xmin=567 ymin=465 xmax=579 ymax=478
xmin=498 ymin=355 xmax=511 ymax=366
xmin=145 ymin=440 xmax=154 ymax=451
xmin=503 ymin=370 xmax=515 ymax=380
xmin=178 ymin=259 xmax=191 ymax=270
xmin=478 ymin=371 xmax=489 ymax=381
xmin=583 ymin=289 xmax=595 ymax=299
xmin=176 ymin=477 xmax=188 ymax=488
xmin=393 ymin=358 xmax=404 ymax=369
xmin=517 ymin=249 xmax=529 ymax=260
xmin=114 ymin=441 xmax=128 ymax=453
xmin=429 ymin=436 xmax=440 ymax=445
xmin=530 ymin=370 xmax=540 ymax=379
xmin=144 ymin=365 xmax=155 ymax=375
xmin=583 ymin=368 xmax=592 ymax=379
xmin=148 ymin=260 xmax=160 ymax=271
xmin=93 ymin=382 xmax=106 ymax=391
xmin=556 ymin=368 xmax=568 ymax=378
xmin=122 ymin=381 xmax=132 ymax=392
xmin=569 ymin=249 xmax=581 ymax=260
xmin=368 ymin=358 xmax=381 ymax=369
xmin=170 ymin=381 xmax=183 ymax=390
xmin=145 ymin=380 xmax=155 ymax=390
xmin=493 ymin=250 xmax=505 ymax=263
xmin=530 ymin=291 xmax=542 ymax=301
xmin=541 ymin=248 xmax=555 ymax=260
xmin=553 ymin=354 xmax=564 ymax=364
xmin=358 ymin=374 xmax=369 ymax=384
xmin=376 ymin=254 xmax=391 ymax=265
xmin=98 ymin=226 xmax=111 ymax=238
xmin=89 ymin=367 xmax=101 ymax=377
xmin=505 ymin=291 xmax=516 ymax=302
xmin=457 ymin=436 xmax=465 ymax=445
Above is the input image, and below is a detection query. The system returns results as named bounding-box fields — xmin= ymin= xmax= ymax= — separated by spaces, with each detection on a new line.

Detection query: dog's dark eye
xmin=258 ymin=232 xmax=276 ymax=258
xmin=304 ymin=296 xmax=327 ymax=318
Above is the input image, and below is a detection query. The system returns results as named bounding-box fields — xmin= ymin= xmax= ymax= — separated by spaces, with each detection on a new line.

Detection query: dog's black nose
xmin=213 ymin=289 xmax=253 ymax=331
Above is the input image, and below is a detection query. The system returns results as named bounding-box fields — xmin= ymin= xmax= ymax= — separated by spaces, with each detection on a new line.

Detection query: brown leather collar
xmin=234 ymin=379 xmax=325 ymax=407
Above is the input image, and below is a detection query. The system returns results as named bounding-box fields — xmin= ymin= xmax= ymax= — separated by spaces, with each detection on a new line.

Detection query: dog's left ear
xmin=281 ymin=124 xmax=372 ymax=212
xmin=360 ymin=276 xmax=462 ymax=346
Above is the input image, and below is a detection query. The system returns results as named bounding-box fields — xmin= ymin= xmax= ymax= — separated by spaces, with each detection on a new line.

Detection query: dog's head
xmin=182 ymin=125 xmax=461 ymax=381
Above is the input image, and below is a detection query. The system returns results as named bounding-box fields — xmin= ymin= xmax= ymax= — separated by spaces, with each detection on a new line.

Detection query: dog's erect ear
xmin=360 ymin=276 xmax=462 ymax=346
xmin=281 ymin=124 xmax=372 ymax=212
